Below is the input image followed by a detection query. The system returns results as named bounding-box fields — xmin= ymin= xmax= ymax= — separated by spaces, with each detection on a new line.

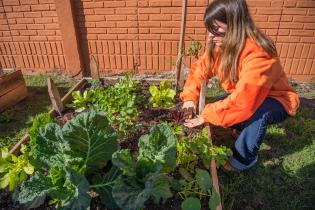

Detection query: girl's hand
xmin=182 ymin=101 xmax=196 ymax=119
xmin=184 ymin=116 xmax=205 ymax=128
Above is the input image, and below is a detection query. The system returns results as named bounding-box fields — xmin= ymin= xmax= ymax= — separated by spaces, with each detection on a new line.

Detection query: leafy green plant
xmin=106 ymin=123 xmax=177 ymax=210
xmin=149 ymin=80 xmax=176 ymax=109
xmin=0 ymin=145 xmax=34 ymax=191
xmin=16 ymin=110 xmax=118 ymax=209
xmin=181 ymin=36 xmax=203 ymax=59
xmin=70 ymin=75 xmax=140 ymax=136
xmin=191 ymin=129 xmax=232 ymax=168
xmin=178 ymin=168 xmax=220 ymax=210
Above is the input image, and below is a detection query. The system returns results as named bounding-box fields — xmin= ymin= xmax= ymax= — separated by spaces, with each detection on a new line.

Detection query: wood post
xmin=175 ymin=0 xmax=187 ymax=93
xmin=47 ymin=77 xmax=64 ymax=116
xmin=90 ymin=55 xmax=100 ymax=81
xmin=199 ymin=80 xmax=223 ymax=210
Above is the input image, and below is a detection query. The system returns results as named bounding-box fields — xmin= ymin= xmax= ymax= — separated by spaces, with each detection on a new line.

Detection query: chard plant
xmin=149 ymin=80 xmax=176 ymax=109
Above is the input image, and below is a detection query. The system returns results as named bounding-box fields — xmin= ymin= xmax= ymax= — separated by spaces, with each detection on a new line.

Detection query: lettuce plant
xmin=149 ymin=80 xmax=176 ymax=109
xmin=0 ymin=145 xmax=34 ymax=191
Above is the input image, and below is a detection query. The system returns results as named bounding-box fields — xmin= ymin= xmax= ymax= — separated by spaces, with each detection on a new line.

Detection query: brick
xmin=42 ymin=11 xmax=57 ymax=16
xmin=161 ymin=21 xmax=181 ymax=28
xmin=24 ymin=12 xmax=41 ymax=18
xmin=83 ymin=2 xmax=103 ymax=9
xmin=150 ymin=14 xmax=172 ymax=21
xmin=294 ymin=16 xmax=315 ymax=23
xmin=297 ymin=1 xmax=315 ymax=8
xmin=139 ymin=28 xmax=149 ymax=34
xmin=301 ymin=37 xmax=315 ymax=43
xmin=284 ymin=1 xmax=296 ymax=7
xmin=278 ymin=29 xmax=290 ymax=36
xmin=49 ymin=4 xmax=56 ymax=10
xmin=85 ymin=15 xmax=104 ymax=22
xmin=304 ymin=23 xmax=315 ymax=29
xmin=139 ymin=21 xmax=160 ymax=27
xmin=20 ymin=30 xmax=37 ymax=36
xmin=13 ymin=5 xmax=31 ymax=12
xmin=150 ymin=28 xmax=172 ymax=34
xmin=16 ymin=18 xmax=34 ymax=24
xmin=257 ymin=8 xmax=282 ymax=15
xmin=149 ymin=0 xmax=171 ymax=7
xmin=95 ymin=22 xmax=116 ymax=28
xmin=127 ymin=16 xmax=137 ymax=21
xmin=118 ymin=34 xmax=138 ymax=40
xmin=39 ymin=0 xmax=55 ymax=3
xmin=186 ymin=21 xmax=208 ymax=28
xmin=138 ymin=8 xmax=160 ymax=14
xmin=107 ymin=28 xmax=128 ymax=34
xmin=247 ymin=1 xmax=271 ymax=7
xmin=138 ymin=15 xmax=149 ymax=21
xmin=94 ymin=8 xmax=115 ymax=15
xmin=31 ymin=4 xmax=50 ymax=11
xmin=280 ymin=22 xmax=304 ymax=29
xmin=27 ymin=24 xmax=44 ymax=30
xmin=35 ymin=17 xmax=53 ymax=24
xmin=290 ymin=30 xmax=314 ymax=36
xmin=115 ymin=8 xmax=137 ymax=15
xmin=10 ymin=24 xmax=27 ymax=30
xmin=268 ymin=15 xmax=281 ymax=22
xmin=161 ymin=34 xmax=179 ymax=41
xmin=6 ymin=12 xmax=23 ymax=18
xmin=117 ymin=21 xmax=138 ymax=28
xmin=252 ymin=15 xmax=268 ymax=22
xmin=103 ymin=1 xmax=125 ymax=7
xmin=12 ymin=36 xmax=29 ymax=41
xmin=20 ymin=0 xmax=38 ymax=5
xmin=283 ymin=8 xmax=308 ymax=15
xmin=138 ymin=1 xmax=148 ymax=7
xmin=281 ymin=15 xmax=293 ymax=22
xmin=3 ymin=0 xmax=19 ymax=6
xmin=45 ymin=23 xmax=59 ymax=30
xmin=0 ymin=25 xmax=9 ymax=31
xmin=106 ymin=15 xmax=126 ymax=21
xmin=128 ymin=28 xmax=138 ymax=34
xmin=37 ymin=30 xmax=55 ymax=36
xmin=277 ymin=36 xmax=301 ymax=43
xmin=161 ymin=7 xmax=181 ymax=14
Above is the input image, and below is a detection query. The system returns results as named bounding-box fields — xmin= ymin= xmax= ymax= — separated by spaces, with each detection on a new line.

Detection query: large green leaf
xmin=181 ymin=197 xmax=201 ymax=210
xmin=112 ymin=149 xmax=135 ymax=176
xmin=138 ymin=123 xmax=176 ymax=173
xmin=195 ymin=169 xmax=212 ymax=192
xmin=149 ymin=174 xmax=172 ymax=204
xmin=63 ymin=111 xmax=118 ymax=172
xmin=59 ymin=167 xmax=91 ymax=210
xmin=18 ymin=172 xmax=52 ymax=206
xmin=34 ymin=123 xmax=71 ymax=168
xmin=92 ymin=166 xmax=122 ymax=210
xmin=112 ymin=176 xmax=152 ymax=210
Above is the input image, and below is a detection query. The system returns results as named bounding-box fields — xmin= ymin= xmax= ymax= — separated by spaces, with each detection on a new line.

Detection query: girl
xmin=180 ymin=0 xmax=299 ymax=171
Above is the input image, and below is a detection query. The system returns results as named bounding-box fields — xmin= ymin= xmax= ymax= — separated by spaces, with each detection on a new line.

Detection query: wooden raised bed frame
xmin=9 ymin=78 xmax=222 ymax=210
xmin=0 ymin=70 xmax=28 ymax=112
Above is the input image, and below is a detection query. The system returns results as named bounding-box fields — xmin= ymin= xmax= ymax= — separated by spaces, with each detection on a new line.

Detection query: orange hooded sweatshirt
xmin=180 ymin=37 xmax=300 ymax=128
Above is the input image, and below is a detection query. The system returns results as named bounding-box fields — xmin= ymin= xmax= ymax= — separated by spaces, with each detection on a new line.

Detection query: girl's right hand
xmin=182 ymin=101 xmax=196 ymax=119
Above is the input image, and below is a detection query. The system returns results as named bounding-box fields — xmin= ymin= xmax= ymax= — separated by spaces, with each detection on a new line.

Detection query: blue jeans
xmin=217 ymin=95 xmax=289 ymax=171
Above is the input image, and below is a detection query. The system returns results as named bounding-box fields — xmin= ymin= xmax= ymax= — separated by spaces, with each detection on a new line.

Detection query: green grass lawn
xmin=0 ymin=75 xmax=314 ymax=210
xmin=0 ymin=73 xmax=75 ymax=148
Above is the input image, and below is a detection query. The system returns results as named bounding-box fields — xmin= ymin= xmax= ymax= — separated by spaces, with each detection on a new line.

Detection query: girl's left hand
xmin=184 ymin=116 xmax=205 ymax=128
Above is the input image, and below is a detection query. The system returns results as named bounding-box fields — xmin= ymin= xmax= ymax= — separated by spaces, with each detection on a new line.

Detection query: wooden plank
xmin=0 ymin=82 xmax=28 ymax=112
xmin=10 ymin=79 xmax=88 ymax=155
xmin=47 ymin=77 xmax=64 ymax=116
xmin=0 ymin=70 xmax=24 ymax=90
xmin=90 ymin=55 xmax=100 ymax=80
xmin=199 ymin=80 xmax=223 ymax=210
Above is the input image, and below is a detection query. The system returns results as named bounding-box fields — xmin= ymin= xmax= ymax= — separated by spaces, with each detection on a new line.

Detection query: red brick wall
xmin=0 ymin=0 xmax=65 ymax=72
xmin=0 ymin=0 xmax=314 ymax=81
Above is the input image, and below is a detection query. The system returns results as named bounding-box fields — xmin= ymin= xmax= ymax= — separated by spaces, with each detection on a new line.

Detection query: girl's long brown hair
xmin=204 ymin=0 xmax=278 ymax=83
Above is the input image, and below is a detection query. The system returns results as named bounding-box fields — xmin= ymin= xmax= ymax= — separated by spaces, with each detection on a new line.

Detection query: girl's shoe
xmin=222 ymin=161 xmax=239 ymax=172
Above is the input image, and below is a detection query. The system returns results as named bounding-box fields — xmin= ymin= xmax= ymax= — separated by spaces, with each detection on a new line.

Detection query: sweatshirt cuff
xmin=201 ymin=104 xmax=221 ymax=126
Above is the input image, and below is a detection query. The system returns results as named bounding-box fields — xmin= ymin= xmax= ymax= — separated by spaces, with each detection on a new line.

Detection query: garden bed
xmin=1 ymin=76 xmax=230 ymax=210
xmin=0 ymin=70 xmax=28 ymax=112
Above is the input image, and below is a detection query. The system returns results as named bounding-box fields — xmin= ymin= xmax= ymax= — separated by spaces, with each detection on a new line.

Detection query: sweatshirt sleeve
xmin=201 ymin=51 xmax=281 ymax=128
xmin=180 ymin=52 xmax=213 ymax=105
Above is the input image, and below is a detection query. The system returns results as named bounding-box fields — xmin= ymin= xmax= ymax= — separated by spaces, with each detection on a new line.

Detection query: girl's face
xmin=208 ymin=20 xmax=228 ymax=47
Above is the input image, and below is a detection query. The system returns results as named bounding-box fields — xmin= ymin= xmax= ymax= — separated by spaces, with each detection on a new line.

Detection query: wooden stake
xmin=90 ymin=55 xmax=100 ymax=80
xmin=199 ymin=80 xmax=223 ymax=210
xmin=175 ymin=0 xmax=187 ymax=93
xmin=47 ymin=77 xmax=64 ymax=116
